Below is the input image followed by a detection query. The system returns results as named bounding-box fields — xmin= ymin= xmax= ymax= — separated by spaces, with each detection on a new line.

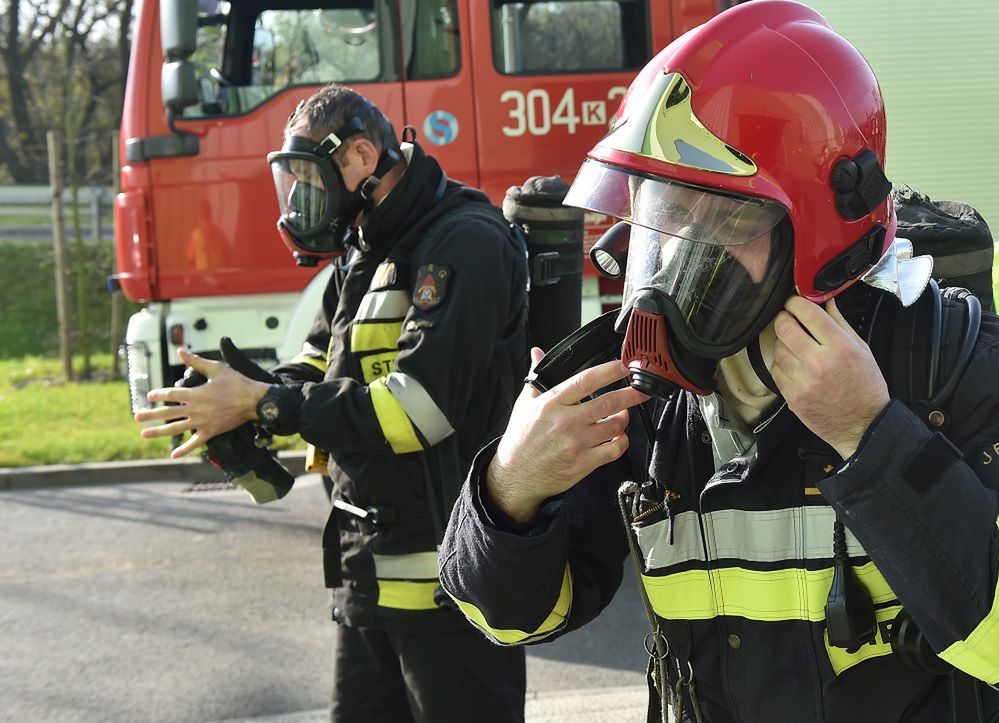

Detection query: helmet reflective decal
xmin=601 ymin=73 xmax=756 ymax=177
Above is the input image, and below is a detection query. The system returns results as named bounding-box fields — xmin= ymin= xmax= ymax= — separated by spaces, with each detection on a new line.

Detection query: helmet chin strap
xmin=747 ymin=337 xmax=779 ymax=395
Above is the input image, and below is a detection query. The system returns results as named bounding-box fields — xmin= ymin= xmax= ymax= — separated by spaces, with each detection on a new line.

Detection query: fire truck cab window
xmin=402 ymin=0 xmax=460 ymax=80
xmin=491 ymin=0 xmax=648 ymax=74
xmin=181 ymin=1 xmax=394 ymax=119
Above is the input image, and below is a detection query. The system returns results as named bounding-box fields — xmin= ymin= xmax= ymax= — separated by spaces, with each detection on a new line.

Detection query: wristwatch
xmin=255 ymin=384 xmax=298 ymax=434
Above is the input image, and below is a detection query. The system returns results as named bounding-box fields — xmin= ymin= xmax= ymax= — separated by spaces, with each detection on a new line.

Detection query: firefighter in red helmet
xmin=440 ymin=2 xmax=999 ymax=721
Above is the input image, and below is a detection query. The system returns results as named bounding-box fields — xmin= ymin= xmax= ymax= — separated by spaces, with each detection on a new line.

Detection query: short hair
xmin=287 ymin=83 xmax=399 ymax=163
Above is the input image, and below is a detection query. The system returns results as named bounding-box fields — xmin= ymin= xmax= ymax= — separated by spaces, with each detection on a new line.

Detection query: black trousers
xmin=330 ymin=621 xmax=526 ymax=723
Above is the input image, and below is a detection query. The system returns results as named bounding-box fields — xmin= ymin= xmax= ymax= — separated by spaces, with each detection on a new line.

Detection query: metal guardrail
xmin=0 ymin=184 xmax=114 ymax=241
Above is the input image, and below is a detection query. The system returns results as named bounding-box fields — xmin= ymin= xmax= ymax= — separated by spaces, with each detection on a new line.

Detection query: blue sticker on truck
xmin=423 ymin=110 xmax=459 ymax=146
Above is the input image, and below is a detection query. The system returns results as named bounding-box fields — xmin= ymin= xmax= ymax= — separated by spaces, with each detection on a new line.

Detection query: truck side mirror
xmin=161 ymin=60 xmax=199 ymax=115
xmin=160 ymin=0 xmax=198 ymax=61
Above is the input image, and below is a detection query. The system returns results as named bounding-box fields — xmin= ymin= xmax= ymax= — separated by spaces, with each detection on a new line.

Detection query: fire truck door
xmin=399 ymin=0 xmax=480 ymax=193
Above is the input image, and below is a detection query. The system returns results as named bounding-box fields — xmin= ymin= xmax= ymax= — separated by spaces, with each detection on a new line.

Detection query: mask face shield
xmin=566 ymin=161 xmax=794 ymax=396
xmin=566 ymin=158 xmax=786 ymax=246
xmin=267 ymin=134 xmax=361 ymax=262
xmin=567 ymin=159 xmax=791 ymax=356
xmin=621 ymin=222 xmax=793 ymax=357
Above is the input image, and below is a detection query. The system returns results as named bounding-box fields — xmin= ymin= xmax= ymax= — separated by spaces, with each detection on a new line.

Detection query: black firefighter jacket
xmin=273 ymin=143 xmax=528 ymax=633
xmin=440 ymin=298 xmax=999 ymax=721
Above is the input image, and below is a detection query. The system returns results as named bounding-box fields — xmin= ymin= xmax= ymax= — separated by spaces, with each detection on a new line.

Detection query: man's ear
xmin=350 ymin=137 xmax=380 ymax=175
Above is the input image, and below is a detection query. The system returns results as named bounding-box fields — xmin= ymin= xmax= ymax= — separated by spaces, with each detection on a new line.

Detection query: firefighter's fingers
xmin=783 ymin=295 xmax=841 ymax=346
xmin=145 ymin=385 xmax=192 ymax=405
xmin=773 ymin=309 xmax=816 ymax=360
xmin=178 ymin=347 xmax=223 ymax=378
xmin=549 ymin=359 xmax=631 ymax=406
xmin=578 ymin=409 xmax=631 ymax=449
xmin=580 ymin=385 xmax=649 ymax=423
xmin=825 ymin=298 xmax=864 ymax=344
xmin=581 ymin=432 xmax=631 ymax=471
xmin=771 ymin=337 xmax=802 ymax=381
xmin=170 ymin=430 xmax=207 ymax=459
xmin=522 ymin=346 xmax=546 ymax=400
xmin=770 ymin=352 xmax=794 ymax=391
xmin=134 ymin=403 xmax=188 ymax=423
xmin=139 ymin=418 xmax=192 ymax=439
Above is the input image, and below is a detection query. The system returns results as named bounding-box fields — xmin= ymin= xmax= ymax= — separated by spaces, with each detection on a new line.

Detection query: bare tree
xmin=0 ymin=0 xmax=134 ymax=184
xmin=0 ymin=0 xmax=69 ymax=182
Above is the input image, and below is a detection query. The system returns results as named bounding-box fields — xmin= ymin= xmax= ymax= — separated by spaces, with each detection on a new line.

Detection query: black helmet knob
xmin=831 ymin=159 xmax=861 ymax=193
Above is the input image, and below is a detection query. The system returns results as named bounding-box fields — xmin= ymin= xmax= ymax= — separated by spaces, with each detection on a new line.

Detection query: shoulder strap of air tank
xmin=871 ymin=281 xmax=981 ymax=434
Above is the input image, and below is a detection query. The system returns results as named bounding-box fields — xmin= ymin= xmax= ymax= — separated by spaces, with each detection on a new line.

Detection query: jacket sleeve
xmin=819 ymin=328 xmax=999 ymax=685
xmin=274 ymin=214 xmax=527 ymax=456
xmin=270 ymin=277 xmax=336 ymax=385
xmin=439 ymin=438 xmax=631 ymax=645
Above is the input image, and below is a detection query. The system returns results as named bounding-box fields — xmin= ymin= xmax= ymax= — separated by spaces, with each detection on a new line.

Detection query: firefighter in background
xmin=136 ymin=84 xmax=528 ymax=722
xmin=439 ymin=2 xmax=999 ymax=722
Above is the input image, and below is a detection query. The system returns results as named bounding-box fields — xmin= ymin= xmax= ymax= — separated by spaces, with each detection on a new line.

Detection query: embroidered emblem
xmin=413 ymin=264 xmax=450 ymax=310
xmin=371 ymin=261 xmax=397 ymax=290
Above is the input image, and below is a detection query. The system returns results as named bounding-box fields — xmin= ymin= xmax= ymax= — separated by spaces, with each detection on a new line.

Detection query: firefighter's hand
xmin=134 ymin=348 xmax=271 ymax=459
xmin=772 ymin=296 xmax=890 ymax=460
xmin=486 ymin=348 xmax=649 ymax=525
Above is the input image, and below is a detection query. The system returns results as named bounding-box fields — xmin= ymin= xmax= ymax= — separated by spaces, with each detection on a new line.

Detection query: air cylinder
xmin=503 ymin=176 xmax=584 ymax=352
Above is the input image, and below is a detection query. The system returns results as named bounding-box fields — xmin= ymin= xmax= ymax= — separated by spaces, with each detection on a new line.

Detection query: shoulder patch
xmin=413 ymin=264 xmax=451 ymax=310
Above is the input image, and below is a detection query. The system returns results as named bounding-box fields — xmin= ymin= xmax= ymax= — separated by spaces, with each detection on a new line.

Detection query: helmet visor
xmin=565 ymin=159 xmax=786 ymax=247
xmin=621 ymin=222 xmax=792 ymax=352
xmin=269 ymin=154 xmax=331 ymax=237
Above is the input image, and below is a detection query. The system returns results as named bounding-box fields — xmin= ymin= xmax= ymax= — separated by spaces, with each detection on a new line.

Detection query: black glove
xmin=177 ymin=353 xmax=295 ymax=504
xmin=220 ymin=336 xmax=280 ymax=384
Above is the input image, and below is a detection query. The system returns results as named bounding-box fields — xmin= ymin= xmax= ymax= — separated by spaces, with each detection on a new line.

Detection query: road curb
xmin=0 ymin=450 xmax=308 ymax=491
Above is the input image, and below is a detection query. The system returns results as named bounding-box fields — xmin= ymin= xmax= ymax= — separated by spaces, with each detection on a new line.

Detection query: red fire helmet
xmin=579 ymin=0 xmax=895 ymax=302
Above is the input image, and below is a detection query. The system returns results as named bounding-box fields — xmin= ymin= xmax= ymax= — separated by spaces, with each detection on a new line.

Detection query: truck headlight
xmin=121 ymin=342 xmax=152 ymax=415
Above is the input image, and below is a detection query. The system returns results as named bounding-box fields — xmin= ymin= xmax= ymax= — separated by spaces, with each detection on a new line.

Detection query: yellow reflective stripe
xmin=449 ymin=565 xmax=572 ymax=645
xmin=369 ymin=378 xmax=422 ymax=453
xmin=938 ymin=518 xmax=999 ymax=684
xmin=642 ymin=562 xmax=894 ymax=622
xmin=291 ymin=354 xmax=327 ymax=373
xmin=351 ymin=321 xmax=402 ymax=353
xmin=377 ymin=580 xmax=440 ymax=610
xmin=825 ymin=604 xmax=901 ymax=675
xmin=359 ymin=351 xmax=398 ymax=384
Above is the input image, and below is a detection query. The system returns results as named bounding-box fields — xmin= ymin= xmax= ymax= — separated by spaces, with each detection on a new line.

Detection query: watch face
xmin=259 ymin=400 xmax=279 ymax=423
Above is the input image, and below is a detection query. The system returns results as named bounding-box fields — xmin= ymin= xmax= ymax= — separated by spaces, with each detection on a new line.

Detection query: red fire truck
xmin=115 ymin=0 xmax=722 ymax=412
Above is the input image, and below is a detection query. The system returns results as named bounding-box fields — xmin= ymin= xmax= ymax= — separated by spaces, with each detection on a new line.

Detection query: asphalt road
xmin=0 ymin=474 xmax=649 ymax=722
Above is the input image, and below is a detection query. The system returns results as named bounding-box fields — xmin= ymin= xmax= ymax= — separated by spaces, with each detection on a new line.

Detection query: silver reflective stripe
xmin=372 ymin=550 xmax=440 ymax=581
xmin=356 ymin=289 xmax=410 ymax=321
xmin=300 ymin=341 xmax=327 ymax=359
xmin=384 ymin=372 xmax=454 ymax=445
xmin=636 ymin=506 xmax=866 ymax=571
xmin=635 ymin=510 xmax=705 ymax=569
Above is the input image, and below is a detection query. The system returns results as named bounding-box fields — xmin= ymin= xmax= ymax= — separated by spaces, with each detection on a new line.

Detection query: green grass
xmin=0 ymin=354 xmax=172 ymax=466
xmin=0 ymin=354 xmax=305 ymax=467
